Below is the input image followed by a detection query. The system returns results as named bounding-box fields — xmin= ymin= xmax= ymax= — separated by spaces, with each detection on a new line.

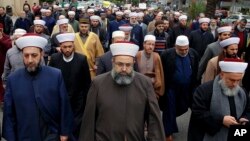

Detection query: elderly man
xmin=51 ymin=18 xmax=70 ymax=54
xmin=136 ymin=35 xmax=164 ymax=98
xmin=137 ymin=12 xmax=147 ymax=37
xmin=188 ymin=59 xmax=249 ymax=141
xmin=171 ymin=14 xmax=191 ymax=47
xmin=97 ymin=31 xmax=125 ymax=75
xmin=189 ymin=17 xmax=214 ymax=58
xmin=89 ymin=15 xmax=107 ymax=51
xmin=3 ymin=34 xmax=73 ymax=141
xmin=49 ymin=33 xmax=91 ymax=140
xmin=161 ymin=35 xmax=199 ymax=141
xmin=2 ymin=29 xmax=26 ymax=86
xmin=79 ymin=41 xmax=165 ymax=141
xmin=13 ymin=11 xmax=32 ymax=32
xmin=68 ymin=11 xmax=79 ymax=32
xmin=128 ymin=12 xmax=144 ymax=48
xmin=0 ymin=6 xmax=13 ymax=35
xmin=51 ymin=15 xmax=75 ymax=36
xmin=74 ymin=18 xmax=104 ymax=79
xmin=198 ymin=26 xmax=232 ymax=82
xmin=43 ymin=9 xmax=56 ymax=35
xmin=202 ymin=37 xmax=240 ymax=83
xmin=33 ymin=19 xmax=52 ymax=64
xmin=169 ymin=11 xmax=180 ymax=28
xmin=108 ymin=11 xmax=126 ymax=44
xmin=143 ymin=7 xmax=155 ymax=25
xmin=234 ymin=19 xmax=248 ymax=58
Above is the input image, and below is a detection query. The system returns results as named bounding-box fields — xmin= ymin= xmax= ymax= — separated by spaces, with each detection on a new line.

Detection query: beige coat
xmin=147 ymin=20 xmax=156 ymax=33
xmin=202 ymin=56 xmax=219 ymax=84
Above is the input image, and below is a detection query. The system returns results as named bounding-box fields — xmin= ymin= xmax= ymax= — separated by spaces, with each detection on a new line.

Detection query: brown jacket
xmin=136 ymin=51 xmax=165 ymax=97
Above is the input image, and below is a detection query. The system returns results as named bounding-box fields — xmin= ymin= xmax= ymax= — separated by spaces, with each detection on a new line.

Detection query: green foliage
xmin=131 ymin=0 xmax=139 ymax=6
xmin=110 ymin=0 xmax=124 ymax=6
xmin=188 ymin=2 xmax=206 ymax=20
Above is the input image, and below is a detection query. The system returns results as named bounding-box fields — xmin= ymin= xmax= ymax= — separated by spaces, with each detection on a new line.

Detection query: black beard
xmin=226 ymin=53 xmax=237 ymax=58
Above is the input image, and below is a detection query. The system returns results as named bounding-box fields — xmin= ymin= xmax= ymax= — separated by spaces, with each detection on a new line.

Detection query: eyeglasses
xmin=114 ymin=62 xmax=133 ymax=68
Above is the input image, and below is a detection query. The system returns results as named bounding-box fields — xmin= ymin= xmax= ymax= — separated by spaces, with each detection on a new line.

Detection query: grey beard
xmin=237 ymin=25 xmax=245 ymax=32
xmin=210 ymin=25 xmax=217 ymax=30
xmin=218 ymin=79 xmax=240 ymax=97
xmin=111 ymin=69 xmax=135 ymax=85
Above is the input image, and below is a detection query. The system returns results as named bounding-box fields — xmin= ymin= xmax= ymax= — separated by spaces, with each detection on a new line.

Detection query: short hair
xmin=155 ymin=20 xmax=164 ymax=27
xmin=240 ymin=19 xmax=247 ymax=24
xmin=0 ymin=6 xmax=5 ymax=10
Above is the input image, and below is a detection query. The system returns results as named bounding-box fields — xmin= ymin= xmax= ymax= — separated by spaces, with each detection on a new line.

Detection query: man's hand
xmin=60 ymin=135 xmax=68 ymax=141
xmin=223 ymin=115 xmax=239 ymax=128
xmin=239 ymin=118 xmax=249 ymax=125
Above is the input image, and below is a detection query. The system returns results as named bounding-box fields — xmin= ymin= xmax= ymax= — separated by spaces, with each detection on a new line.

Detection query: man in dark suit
xmin=49 ymin=33 xmax=91 ymax=140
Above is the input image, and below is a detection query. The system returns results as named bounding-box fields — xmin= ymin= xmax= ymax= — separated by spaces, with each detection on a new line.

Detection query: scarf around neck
xmin=203 ymin=75 xmax=247 ymax=141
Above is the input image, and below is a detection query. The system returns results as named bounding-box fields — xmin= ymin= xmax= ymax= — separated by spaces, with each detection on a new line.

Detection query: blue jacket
xmin=3 ymin=66 xmax=73 ymax=141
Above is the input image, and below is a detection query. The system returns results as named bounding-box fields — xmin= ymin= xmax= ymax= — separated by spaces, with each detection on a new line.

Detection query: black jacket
xmin=0 ymin=14 xmax=13 ymax=35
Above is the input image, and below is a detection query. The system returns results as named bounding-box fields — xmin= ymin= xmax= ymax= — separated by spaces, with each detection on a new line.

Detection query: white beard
xmin=218 ymin=79 xmax=240 ymax=97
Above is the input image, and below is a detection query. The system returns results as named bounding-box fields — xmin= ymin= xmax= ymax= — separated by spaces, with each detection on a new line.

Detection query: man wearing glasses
xmin=79 ymin=41 xmax=165 ymax=141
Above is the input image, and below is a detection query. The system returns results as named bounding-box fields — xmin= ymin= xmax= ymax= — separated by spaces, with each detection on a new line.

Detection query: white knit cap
xmin=119 ymin=25 xmax=133 ymax=32
xmin=174 ymin=12 xmax=180 ymax=16
xmin=64 ymin=3 xmax=70 ymax=8
xmin=90 ymin=15 xmax=101 ymax=22
xmin=110 ymin=42 xmax=139 ymax=57
xmin=57 ymin=19 xmax=69 ymax=25
xmin=13 ymin=29 xmax=27 ymax=36
xmin=199 ymin=18 xmax=210 ymax=24
xmin=175 ymin=35 xmax=189 ymax=46
xmin=56 ymin=33 xmax=75 ymax=43
xmin=53 ymin=5 xmax=59 ymax=9
xmin=144 ymin=35 xmax=156 ymax=42
xmin=179 ymin=15 xmax=187 ymax=21
xmin=112 ymin=31 xmax=125 ymax=38
xmin=45 ymin=9 xmax=51 ymax=13
xmin=87 ymin=9 xmax=94 ymax=13
xmin=219 ymin=61 xmax=248 ymax=73
xmin=40 ymin=9 xmax=46 ymax=13
xmin=220 ymin=37 xmax=240 ymax=48
xmin=137 ymin=12 xmax=144 ymax=17
xmin=217 ymin=26 xmax=232 ymax=33
xmin=116 ymin=11 xmax=124 ymax=16
xmin=34 ymin=20 xmax=46 ymax=26
xmin=68 ymin=11 xmax=76 ymax=16
xmin=15 ymin=35 xmax=47 ymax=50
xmin=129 ymin=12 xmax=138 ymax=17
xmin=124 ymin=10 xmax=131 ymax=15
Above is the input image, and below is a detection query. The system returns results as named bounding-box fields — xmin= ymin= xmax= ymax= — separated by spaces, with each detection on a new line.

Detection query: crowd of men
xmin=0 ymin=1 xmax=250 ymax=141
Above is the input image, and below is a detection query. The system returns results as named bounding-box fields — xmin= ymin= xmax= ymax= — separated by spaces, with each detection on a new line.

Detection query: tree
xmin=188 ymin=1 xmax=206 ymax=20
xmin=205 ymin=0 xmax=218 ymax=18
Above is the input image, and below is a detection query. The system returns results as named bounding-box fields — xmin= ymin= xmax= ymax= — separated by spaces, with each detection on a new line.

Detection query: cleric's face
xmin=144 ymin=40 xmax=155 ymax=54
xmin=111 ymin=55 xmax=135 ymax=85
xmin=23 ymin=47 xmax=43 ymax=72
xmin=60 ymin=41 xmax=74 ymax=58
xmin=112 ymin=55 xmax=134 ymax=75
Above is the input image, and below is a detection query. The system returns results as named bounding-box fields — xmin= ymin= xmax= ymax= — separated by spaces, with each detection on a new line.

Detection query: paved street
xmin=0 ymin=107 xmax=191 ymax=141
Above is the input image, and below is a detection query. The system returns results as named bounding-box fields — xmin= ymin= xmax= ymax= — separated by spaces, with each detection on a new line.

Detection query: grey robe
xmin=197 ymin=41 xmax=222 ymax=81
xmin=79 ymin=72 xmax=165 ymax=141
